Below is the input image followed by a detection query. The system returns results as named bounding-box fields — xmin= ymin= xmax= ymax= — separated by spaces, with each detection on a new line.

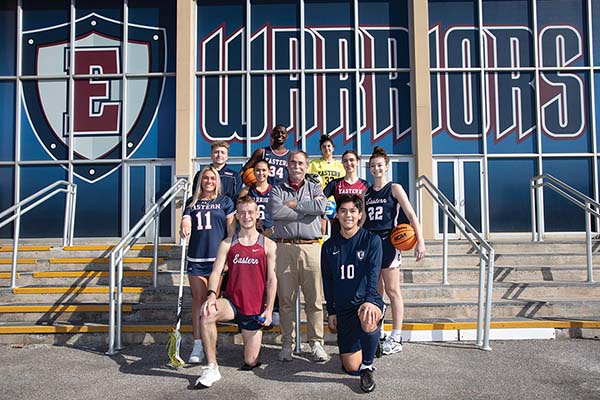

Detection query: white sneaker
xmin=311 ymin=342 xmax=330 ymax=362
xmin=271 ymin=311 xmax=280 ymax=326
xmin=188 ymin=341 xmax=205 ymax=364
xmin=381 ymin=336 xmax=403 ymax=355
xmin=195 ymin=365 xmax=222 ymax=388
xmin=278 ymin=347 xmax=293 ymax=361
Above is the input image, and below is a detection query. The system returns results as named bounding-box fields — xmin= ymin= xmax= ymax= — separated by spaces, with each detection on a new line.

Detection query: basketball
xmin=390 ymin=224 xmax=417 ymax=251
xmin=242 ymin=168 xmax=257 ymax=186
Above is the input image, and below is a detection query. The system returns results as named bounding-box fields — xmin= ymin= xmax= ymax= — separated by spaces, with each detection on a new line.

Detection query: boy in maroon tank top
xmin=196 ymin=196 xmax=277 ymax=389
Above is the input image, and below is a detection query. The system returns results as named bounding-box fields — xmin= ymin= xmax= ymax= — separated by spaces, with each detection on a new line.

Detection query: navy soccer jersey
xmin=321 ymin=228 xmax=384 ymax=316
xmin=191 ymin=164 xmax=242 ymax=201
xmin=183 ymin=195 xmax=235 ymax=267
xmin=247 ymin=184 xmax=273 ymax=230
xmin=363 ymin=182 xmax=399 ymax=233
xmin=263 ymin=146 xmax=289 ymax=186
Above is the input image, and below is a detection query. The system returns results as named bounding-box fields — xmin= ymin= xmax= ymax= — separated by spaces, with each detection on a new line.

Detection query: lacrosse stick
xmin=167 ymin=237 xmax=187 ymax=368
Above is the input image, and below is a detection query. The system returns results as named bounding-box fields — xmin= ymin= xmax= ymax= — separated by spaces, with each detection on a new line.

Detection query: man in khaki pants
xmin=269 ymin=150 xmax=329 ymax=362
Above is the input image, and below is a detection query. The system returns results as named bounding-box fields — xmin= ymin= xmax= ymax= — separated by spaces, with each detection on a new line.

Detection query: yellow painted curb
xmin=49 ymin=257 xmax=163 ymax=264
xmin=0 ymin=259 xmax=37 ymax=265
xmin=0 ymin=272 xmax=19 ymax=279
xmin=64 ymin=245 xmax=173 ymax=251
xmin=33 ymin=271 xmax=152 ymax=278
xmin=0 ymin=246 xmax=51 ymax=252
xmin=0 ymin=304 xmax=133 ymax=313
xmin=0 ymin=320 xmax=598 ymax=335
xmin=13 ymin=287 xmax=145 ymax=294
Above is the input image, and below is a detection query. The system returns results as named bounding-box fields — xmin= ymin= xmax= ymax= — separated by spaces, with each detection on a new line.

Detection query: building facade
xmin=0 ymin=0 xmax=598 ymax=240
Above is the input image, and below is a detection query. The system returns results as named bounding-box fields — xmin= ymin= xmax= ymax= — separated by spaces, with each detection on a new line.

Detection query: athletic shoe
xmin=382 ymin=336 xmax=403 ymax=355
xmin=188 ymin=341 xmax=205 ymax=364
xmin=311 ymin=342 xmax=330 ymax=362
xmin=195 ymin=365 xmax=222 ymax=388
xmin=278 ymin=347 xmax=293 ymax=362
xmin=240 ymin=362 xmax=262 ymax=371
xmin=359 ymin=366 xmax=376 ymax=393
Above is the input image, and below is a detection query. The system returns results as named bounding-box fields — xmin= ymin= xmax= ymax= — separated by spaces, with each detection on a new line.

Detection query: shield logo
xmin=357 ymin=251 xmax=365 ymax=260
xmin=22 ymin=13 xmax=166 ymax=182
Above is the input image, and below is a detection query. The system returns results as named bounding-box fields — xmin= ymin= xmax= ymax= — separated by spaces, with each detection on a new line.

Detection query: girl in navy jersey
xmin=239 ymin=160 xmax=274 ymax=237
xmin=364 ymin=146 xmax=426 ymax=355
xmin=180 ymin=166 xmax=236 ymax=364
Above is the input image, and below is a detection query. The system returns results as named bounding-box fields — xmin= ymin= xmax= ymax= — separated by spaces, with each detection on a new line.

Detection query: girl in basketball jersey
xmin=180 ymin=166 xmax=236 ymax=364
xmin=239 ymin=160 xmax=274 ymax=237
xmin=363 ymin=146 xmax=426 ymax=355
xmin=238 ymin=160 xmax=279 ymax=325
xmin=324 ymin=150 xmax=370 ymax=235
xmin=308 ymin=134 xmax=345 ymax=188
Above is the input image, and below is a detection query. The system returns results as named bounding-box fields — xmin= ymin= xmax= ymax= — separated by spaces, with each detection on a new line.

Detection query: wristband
xmin=207 ymin=289 xmax=217 ymax=297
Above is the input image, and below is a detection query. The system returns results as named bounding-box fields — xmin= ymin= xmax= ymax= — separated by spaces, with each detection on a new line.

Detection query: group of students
xmin=179 ymin=126 xmax=426 ymax=393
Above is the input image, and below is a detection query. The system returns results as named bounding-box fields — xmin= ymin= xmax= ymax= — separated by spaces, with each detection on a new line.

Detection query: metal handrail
xmin=416 ymin=175 xmax=495 ymax=351
xmin=530 ymin=174 xmax=599 ymax=282
xmin=107 ymin=178 xmax=189 ymax=355
xmin=0 ymin=180 xmax=77 ymax=288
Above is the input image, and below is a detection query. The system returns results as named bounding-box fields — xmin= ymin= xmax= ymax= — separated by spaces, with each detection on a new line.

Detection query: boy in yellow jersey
xmin=308 ymin=134 xmax=345 ymax=236
xmin=308 ymin=134 xmax=345 ymax=188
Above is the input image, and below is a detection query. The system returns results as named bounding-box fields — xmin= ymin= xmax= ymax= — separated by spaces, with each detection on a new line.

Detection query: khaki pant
xmin=276 ymin=242 xmax=324 ymax=348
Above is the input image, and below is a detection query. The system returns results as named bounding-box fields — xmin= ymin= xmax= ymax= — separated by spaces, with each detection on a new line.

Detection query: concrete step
xmin=401 ymin=252 xmax=600 ymax=268
xmin=0 ymin=244 xmax=177 ymax=259
xmin=0 ymin=270 xmax=178 ymax=287
xmin=403 ymin=298 xmax=600 ymax=320
xmin=399 ymin=265 xmax=592 ymax=284
xmin=422 ymin=239 xmax=600 ymax=254
xmin=2 ymin=266 xmax=592 ymax=287
xmin=0 ymin=286 xmax=145 ymax=304
xmin=0 ymin=258 xmax=172 ymax=273
xmin=400 ymin=282 xmax=600 ymax=301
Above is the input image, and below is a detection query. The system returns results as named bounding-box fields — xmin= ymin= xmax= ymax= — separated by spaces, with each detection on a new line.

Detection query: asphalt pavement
xmin=1 ymin=339 xmax=599 ymax=400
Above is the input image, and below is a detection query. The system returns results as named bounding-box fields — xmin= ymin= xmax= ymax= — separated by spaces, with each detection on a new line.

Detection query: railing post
xmin=62 ymin=187 xmax=71 ymax=248
xmin=536 ymin=184 xmax=544 ymax=242
xmin=10 ymin=211 xmax=21 ymax=289
xmin=476 ymin=251 xmax=486 ymax=347
xmin=107 ymin=252 xmax=117 ymax=355
xmin=68 ymin=185 xmax=77 ymax=246
xmin=483 ymin=250 xmax=494 ymax=351
xmin=116 ymin=248 xmax=124 ymax=350
xmin=585 ymin=202 xmax=594 ymax=282
xmin=530 ymin=180 xmax=537 ymax=242
xmin=295 ymin=285 xmax=301 ymax=354
xmin=442 ymin=209 xmax=449 ymax=285
xmin=153 ymin=212 xmax=160 ymax=288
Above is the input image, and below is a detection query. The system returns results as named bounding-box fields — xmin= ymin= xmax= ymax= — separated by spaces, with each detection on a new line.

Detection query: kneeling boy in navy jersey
xmin=196 ymin=196 xmax=278 ymax=388
xmin=321 ymin=194 xmax=384 ymax=393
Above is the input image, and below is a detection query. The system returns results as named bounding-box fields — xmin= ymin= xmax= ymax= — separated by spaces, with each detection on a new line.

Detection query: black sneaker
xmin=240 ymin=362 xmax=261 ymax=371
xmin=360 ymin=367 xmax=376 ymax=393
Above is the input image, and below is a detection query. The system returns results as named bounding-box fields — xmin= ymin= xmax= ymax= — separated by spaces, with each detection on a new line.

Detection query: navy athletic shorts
xmin=225 ymin=298 xmax=263 ymax=332
xmin=336 ymin=302 xmax=385 ymax=354
xmin=186 ymin=261 xmax=213 ymax=277
xmin=376 ymin=231 xmax=402 ymax=269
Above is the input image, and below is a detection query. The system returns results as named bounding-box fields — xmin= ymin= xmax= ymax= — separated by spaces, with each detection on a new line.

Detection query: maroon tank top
xmin=225 ymin=234 xmax=267 ymax=315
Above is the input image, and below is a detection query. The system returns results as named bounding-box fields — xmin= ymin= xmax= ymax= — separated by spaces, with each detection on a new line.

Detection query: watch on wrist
xmin=207 ymin=289 xmax=217 ymax=297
